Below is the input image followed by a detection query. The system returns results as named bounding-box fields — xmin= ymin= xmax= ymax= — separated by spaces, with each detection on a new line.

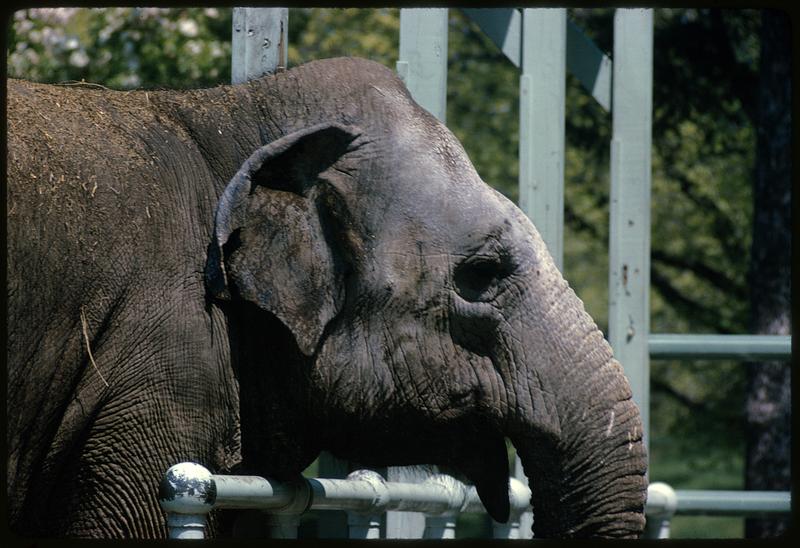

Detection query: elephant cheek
xmin=305 ymin=324 xmax=393 ymax=424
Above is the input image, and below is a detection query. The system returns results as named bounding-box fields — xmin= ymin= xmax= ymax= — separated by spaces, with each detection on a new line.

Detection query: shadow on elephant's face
xmin=207 ymin=112 xmax=540 ymax=520
xmin=206 ymin=89 xmax=647 ymax=536
xmin=299 ymin=123 xmax=534 ymax=433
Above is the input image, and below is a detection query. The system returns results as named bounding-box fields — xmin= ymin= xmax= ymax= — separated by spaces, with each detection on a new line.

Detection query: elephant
xmin=6 ymin=57 xmax=647 ymax=538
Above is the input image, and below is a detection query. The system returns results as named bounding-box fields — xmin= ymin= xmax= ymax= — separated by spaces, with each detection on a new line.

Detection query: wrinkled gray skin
xmin=7 ymin=58 xmax=647 ymax=538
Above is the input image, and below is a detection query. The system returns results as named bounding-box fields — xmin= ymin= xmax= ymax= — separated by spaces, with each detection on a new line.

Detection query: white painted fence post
xmin=266 ymin=514 xmax=301 ymax=538
xmin=390 ymin=9 xmax=450 ymax=538
xmin=519 ymin=7 xmax=567 ymax=270
xmin=515 ymin=8 xmax=567 ymax=539
xmin=608 ymin=8 xmax=654 ymax=452
xmin=490 ymin=477 xmax=532 ymax=538
xmin=423 ymin=515 xmax=458 ymax=539
xmin=316 ymin=452 xmax=350 ymax=537
xmin=397 ymin=8 xmax=449 ymax=122
xmin=643 ymin=482 xmax=678 ymax=538
xmin=232 ymin=7 xmax=288 ymax=84
xmin=420 ymin=474 xmax=465 ymax=539
xmin=347 ymin=513 xmax=382 ymax=539
xmin=344 ymin=470 xmax=388 ymax=538
xmin=385 ymin=466 xmax=431 ymax=538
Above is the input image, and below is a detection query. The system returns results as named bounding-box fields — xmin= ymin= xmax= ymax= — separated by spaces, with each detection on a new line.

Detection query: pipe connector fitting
xmin=422 ymin=474 xmax=469 ymax=516
xmin=347 ymin=469 xmax=390 ymax=515
xmin=268 ymin=477 xmax=313 ymax=515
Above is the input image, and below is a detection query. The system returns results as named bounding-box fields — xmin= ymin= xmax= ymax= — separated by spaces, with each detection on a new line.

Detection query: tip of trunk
xmin=512 ymin=404 xmax=648 ymax=538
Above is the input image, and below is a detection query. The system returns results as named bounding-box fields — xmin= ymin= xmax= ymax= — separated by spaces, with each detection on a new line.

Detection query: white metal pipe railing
xmin=672 ymin=489 xmax=791 ymax=516
xmin=649 ymin=334 xmax=792 ymax=361
xmin=643 ymin=481 xmax=791 ymax=539
xmin=158 ymin=462 xmax=532 ymax=539
xmin=643 ymin=482 xmax=679 ymax=539
xmin=160 ymin=463 xmax=791 ymax=539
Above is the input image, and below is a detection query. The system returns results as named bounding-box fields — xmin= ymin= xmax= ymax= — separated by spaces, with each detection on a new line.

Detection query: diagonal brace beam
xmin=462 ymin=8 xmax=611 ymax=111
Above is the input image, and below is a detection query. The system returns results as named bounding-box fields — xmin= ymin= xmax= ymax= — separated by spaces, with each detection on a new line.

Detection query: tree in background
xmin=745 ymin=9 xmax=791 ymax=538
xmin=7 ymin=8 xmax=232 ymax=89
xmin=6 ymin=7 xmax=791 ymax=538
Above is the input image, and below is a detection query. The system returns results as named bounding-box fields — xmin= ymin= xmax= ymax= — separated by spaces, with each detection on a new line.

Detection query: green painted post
xmin=231 ymin=8 xmax=288 ymax=84
xmin=397 ymin=8 xmax=449 ymax=122
xmin=608 ymin=8 xmax=654 ymax=450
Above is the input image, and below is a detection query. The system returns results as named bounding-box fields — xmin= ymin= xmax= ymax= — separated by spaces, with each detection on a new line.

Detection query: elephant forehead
xmin=393 ymin=119 xmax=476 ymax=183
xmin=376 ymin=178 xmax=511 ymax=253
xmin=339 ymin=108 xmax=522 ymax=260
xmin=369 ymin=139 xmax=503 ymax=231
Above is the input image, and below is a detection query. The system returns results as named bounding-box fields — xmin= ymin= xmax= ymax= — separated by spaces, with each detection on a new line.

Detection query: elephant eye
xmin=453 ymin=255 xmax=510 ymax=302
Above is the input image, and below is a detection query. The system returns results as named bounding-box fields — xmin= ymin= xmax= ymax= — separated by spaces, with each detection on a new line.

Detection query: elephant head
xmin=205 ymin=64 xmax=647 ymax=538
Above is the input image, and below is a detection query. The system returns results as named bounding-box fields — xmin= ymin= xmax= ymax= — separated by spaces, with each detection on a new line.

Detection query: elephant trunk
xmin=504 ymin=255 xmax=648 ymax=537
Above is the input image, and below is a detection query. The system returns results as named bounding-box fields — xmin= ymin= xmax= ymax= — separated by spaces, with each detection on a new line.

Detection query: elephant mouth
xmin=321 ymin=413 xmax=513 ymax=523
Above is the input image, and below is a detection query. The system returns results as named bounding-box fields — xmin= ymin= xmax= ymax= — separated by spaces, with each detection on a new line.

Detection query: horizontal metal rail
xmin=644 ymin=482 xmax=791 ymax=538
xmin=159 ymin=463 xmax=792 ymax=539
xmin=158 ymin=463 xmax=531 ymax=539
xmin=646 ymin=483 xmax=791 ymax=517
xmin=649 ymin=334 xmax=792 ymax=361
xmin=673 ymin=489 xmax=792 ymax=516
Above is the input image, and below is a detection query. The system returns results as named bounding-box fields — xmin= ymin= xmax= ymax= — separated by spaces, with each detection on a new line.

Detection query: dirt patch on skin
xmin=6 ymin=78 xmax=238 ymax=193
xmin=9 ymin=81 xmax=152 ymax=208
xmin=7 ymin=57 xmax=414 ymax=209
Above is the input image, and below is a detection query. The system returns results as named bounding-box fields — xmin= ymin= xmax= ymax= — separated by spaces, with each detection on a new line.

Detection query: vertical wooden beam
xmin=232 ymin=7 xmax=346 ymax=537
xmin=566 ymin=19 xmax=612 ymax=112
xmin=397 ymin=8 xmax=449 ymax=122
xmin=384 ymin=466 xmax=433 ymax=538
xmin=608 ymin=8 xmax=654 ymax=451
xmin=388 ymin=9 xmax=450 ymax=538
xmin=519 ymin=8 xmax=567 ymax=271
xmin=315 ymin=453 xmax=350 ymax=537
xmin=231 ymin=7 xmax=288 ymax=84
xmin=516 ymin=9 xmax=567 ymax=539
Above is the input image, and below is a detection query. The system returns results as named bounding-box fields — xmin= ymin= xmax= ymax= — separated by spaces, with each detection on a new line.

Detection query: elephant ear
xmin=206 ymin=123 xmax=361 ymax=356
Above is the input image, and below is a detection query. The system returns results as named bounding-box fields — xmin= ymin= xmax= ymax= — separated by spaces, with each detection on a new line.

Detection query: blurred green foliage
xmin=8 ymin=7 xmax=763 ymax=539
xmin=7 ymin=8 xmax=232 ymax=88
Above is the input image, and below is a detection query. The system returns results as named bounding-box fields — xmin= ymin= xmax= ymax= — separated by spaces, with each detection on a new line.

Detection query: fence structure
xmin=159 ymin=463 xmax=533 ymax=539
xmin=158 ymin=463 xmax=791 ymax=539
xmin=162 ymin=7 xmax=790 ymax=539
